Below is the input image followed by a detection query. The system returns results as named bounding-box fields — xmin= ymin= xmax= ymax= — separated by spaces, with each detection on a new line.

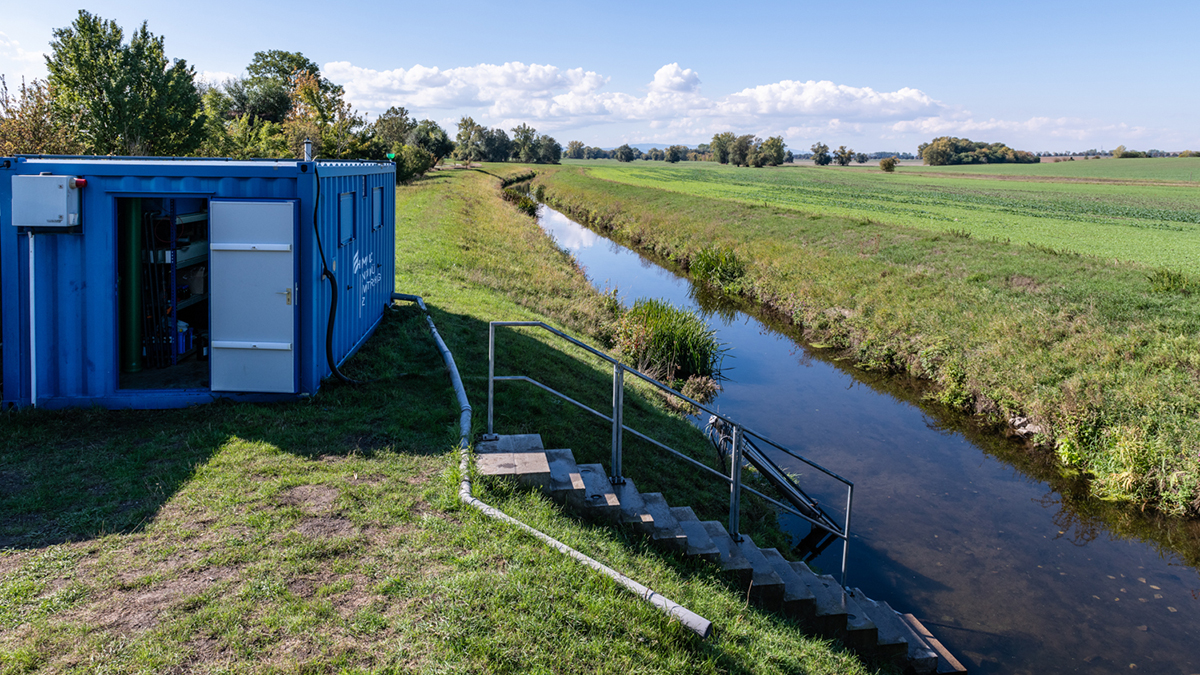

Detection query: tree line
xmin=0 ymin=10 xmax=562 ymax=183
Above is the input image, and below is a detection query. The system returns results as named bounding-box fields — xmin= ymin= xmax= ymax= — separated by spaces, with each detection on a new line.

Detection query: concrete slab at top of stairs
xmin=476 ymin=434 xmax=544 ymax=454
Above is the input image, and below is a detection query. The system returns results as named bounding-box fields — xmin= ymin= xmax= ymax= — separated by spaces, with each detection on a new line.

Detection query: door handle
xmin=277 ymin=288 xmax=292 ymax=305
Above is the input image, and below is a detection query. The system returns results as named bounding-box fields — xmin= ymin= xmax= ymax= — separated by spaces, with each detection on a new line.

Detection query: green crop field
xmin=576 ymin=161 xmax=1200 ymax=272
xmin=897 ymin=156 xmax=1200 ymax=182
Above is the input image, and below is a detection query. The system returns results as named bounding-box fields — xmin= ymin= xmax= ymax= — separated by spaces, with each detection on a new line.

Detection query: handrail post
xmin=611 ymin=362 xmax=625 ymax=483
xmin=487 ymin=323 xmax=496 ymax=436
xmin=728 ymin=425 xmax=743 ymax=542
xmin=841 ymin=483 xmax=854 ymax=588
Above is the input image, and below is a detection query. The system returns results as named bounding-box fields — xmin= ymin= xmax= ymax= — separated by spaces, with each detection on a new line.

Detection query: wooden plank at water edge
xmin=902 ymin=614 xmax=968 ymax=674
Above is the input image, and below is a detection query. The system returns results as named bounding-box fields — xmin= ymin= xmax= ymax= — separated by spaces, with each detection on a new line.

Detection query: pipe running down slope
xmin=391 ymin=292 xmax=713 ymax=639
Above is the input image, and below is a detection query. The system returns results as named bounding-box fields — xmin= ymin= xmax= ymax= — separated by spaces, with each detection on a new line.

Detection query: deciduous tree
xmin=0 ymin=76 xmax=81 ymax=155
xmin=710 ymin=131 xmax=735 ymax=164
xmin=46 ymin=10 xmax=204 ymax=156
xmin=811 ymin=142 xmax=832 ymax=166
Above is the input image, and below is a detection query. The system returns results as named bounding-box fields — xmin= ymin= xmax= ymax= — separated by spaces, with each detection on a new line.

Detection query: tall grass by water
xmin=688 ymin=245 xmax=747 ymax=292
xmin=614 ymin=298 xmax=724 ymax=381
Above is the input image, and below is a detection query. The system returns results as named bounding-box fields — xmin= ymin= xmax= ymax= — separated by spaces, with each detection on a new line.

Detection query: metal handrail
xmin=488 ymin=321 xmax=855 ymax=586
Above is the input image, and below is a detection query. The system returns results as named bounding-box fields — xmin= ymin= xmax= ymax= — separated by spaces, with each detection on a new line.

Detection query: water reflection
xmin=535 ymin=204 xmax=1200 ymax=675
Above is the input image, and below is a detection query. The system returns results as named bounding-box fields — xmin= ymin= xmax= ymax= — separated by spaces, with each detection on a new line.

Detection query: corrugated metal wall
xmin=302 ymin=163 xmax=395 ymax=392
xmin=1 ymin=158 xmax=395 ymax=409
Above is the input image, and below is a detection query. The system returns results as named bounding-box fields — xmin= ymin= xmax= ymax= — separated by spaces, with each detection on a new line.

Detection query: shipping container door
xmin=209 ymin=200 xmax=297 ymax=393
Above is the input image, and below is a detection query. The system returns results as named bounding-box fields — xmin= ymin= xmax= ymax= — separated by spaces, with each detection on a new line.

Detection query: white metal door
xmin=209 ymin=200 xmax=296 ymax=393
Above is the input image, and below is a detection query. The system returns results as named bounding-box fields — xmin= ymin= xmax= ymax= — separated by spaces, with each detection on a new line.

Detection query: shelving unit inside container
xmin=117 ymin=196 xmax=211 ymax=390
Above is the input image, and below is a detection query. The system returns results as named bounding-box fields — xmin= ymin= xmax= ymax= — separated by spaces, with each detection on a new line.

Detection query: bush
xmin=1147 ymin=268 xmax=1191 ymax=295
xmin=613 ymin=299 xmax=723 ymax=380
xmin=879 ymin=157 xmax=897 ymax=172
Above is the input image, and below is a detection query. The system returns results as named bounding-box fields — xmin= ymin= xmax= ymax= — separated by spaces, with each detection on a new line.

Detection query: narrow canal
xmin=535 ymin=205 xmax=1200 ymax=675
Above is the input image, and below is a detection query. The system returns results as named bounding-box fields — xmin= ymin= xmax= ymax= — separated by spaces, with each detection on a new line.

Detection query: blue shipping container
xmin=0 ymin=156 xmax=395 ymax=409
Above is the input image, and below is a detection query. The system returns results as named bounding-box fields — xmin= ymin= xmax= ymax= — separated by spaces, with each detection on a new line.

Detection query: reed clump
xmin=613 ymin=298 xmax=723 ymax=381
xmin=689 ymin=245 xmax=747 ymax=292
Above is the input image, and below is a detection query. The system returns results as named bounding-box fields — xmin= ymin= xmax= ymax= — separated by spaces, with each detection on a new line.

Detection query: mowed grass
xmin=576 ymin=160 xmax=1200 ymax=272
xmin=0 ymin=167 xmax=879 ymax=674
xmin=536 ymin=165 xmax=1200 ymax=517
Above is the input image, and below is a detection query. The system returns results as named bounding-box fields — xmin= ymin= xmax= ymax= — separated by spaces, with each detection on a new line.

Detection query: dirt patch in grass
xmin=296 ymin=517 xmax=356 ymax=538
xmin=1008 ymin=275 xmax=1043 ymax=293
xmin=278 ymin=485 xmax=340 ymax=513
xmin=78 ymin=566 xmax=240 ymax=633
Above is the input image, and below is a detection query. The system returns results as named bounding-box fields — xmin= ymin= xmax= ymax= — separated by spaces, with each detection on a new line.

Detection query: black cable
xmin=311 ymin=164 xmax=362 ymax=385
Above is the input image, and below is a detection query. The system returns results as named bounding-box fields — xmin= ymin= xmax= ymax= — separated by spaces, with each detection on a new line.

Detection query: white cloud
xmin=325 ymin=60 xmax=942 ymax=141
xmin=649 ymin=63 xmax=701 ymax=93
xmin=720 ymin=80 xmax=941 ymax=121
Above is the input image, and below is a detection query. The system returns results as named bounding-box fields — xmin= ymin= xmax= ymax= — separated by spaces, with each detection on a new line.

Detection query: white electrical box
xmin=11 ymin=175 xmax=82 ymax=228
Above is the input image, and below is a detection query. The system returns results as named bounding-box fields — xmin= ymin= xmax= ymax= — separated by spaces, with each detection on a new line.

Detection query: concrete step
xmin=573 ymin=463 xmax=621 ymax=520
xmin=475 ymin=451 xmax=551 ymax=490
xmin=732 ymin=536 xmax=786 ymax=609
xmin=787 ymin=561 xmax=848 ymax=637
xmin=700 ymin=521 xmax=754 ymax=586
xmin=759 ymin=548 xmax=816 ymax=620
xmin=669 ymin=507 xmax=720 ymax=561
xmin=901 ymin=614 xmax=967 ymax=675
xmin=476 ymin=433 xmax=544 ymax=454
xmin=852 ymin=589 xmax=937 ymax=670
xmin=638 ymin=493 xmax=688 ymax=552
xmin=612 ymin=480 xmax=657 ymax=532
xmin=544 ymin=449 xmax=585 ymax=500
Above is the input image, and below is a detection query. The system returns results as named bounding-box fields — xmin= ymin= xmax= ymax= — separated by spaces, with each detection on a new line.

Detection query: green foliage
xmin=1147 ymin=268 xmax=1191 ymax=295
xmin=392 ymin=143 xmax=434 ymax=182
xmin=565 ymin=139 xmax=585 ymax=159
xmin=371 ymin=106 xmax=415 ymax=148
xmin=710 ymin=131 xmax=735 ymax=164
xmin=46 ymin=10 xmax=204 ymax=156
xmin=918 ymin=136 xmax=1039 ymax=165
xmin=834 ymin=145 xmax=854 ymax=166
xmin=879 ymin=157 xmax=897 ymax=172
xmin=664 ymin=144 xmax=687 ymax=163
xmin=501 ymin=187 xmax=539 ymax=216
xmin=760 ymin=136 xmax=786 ymax=166
xmin=406 ymin=119 xmax=453 ymax=164
xmin=689 ymin=246 xmax=747 ymax=292
xmin=729 ymin=134 xmax=755 ymax=166
xmin=614 ymin=299 xmax=724 ymax=380
xmin=454 ymin=115 xmax=485 ymax=162
xmin=811 ymin=142 xmax=832 ymax=166
xmin=613 ymin=143 xmax=635 ymax=162
xmin=0 ymin=76 xmax=81 ymax=155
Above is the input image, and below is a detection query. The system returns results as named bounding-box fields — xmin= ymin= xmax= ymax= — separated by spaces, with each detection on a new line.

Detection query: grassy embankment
xmin=535 ymin=163 xmax=1200 ymax=517
xmin=0 ymin=167 xmax=878 ymax=674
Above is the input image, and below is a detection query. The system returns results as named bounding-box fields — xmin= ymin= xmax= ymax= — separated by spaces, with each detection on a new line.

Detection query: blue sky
xmin=2 ymin=1 xmax=1197 ymax=152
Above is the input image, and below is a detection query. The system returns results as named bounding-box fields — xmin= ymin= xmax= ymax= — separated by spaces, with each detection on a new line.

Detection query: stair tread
xmin=477 ymin=433 xmax=544 ymax=454
xmin=670 ymin=508 xmax=719 ymax=559
xmin=852 ymin=589 xmax=938 ymax=671
xmin=732 ymin=536 xmax=785 ymax=590
xmin=788 ymin=561 xmax=848 ymax=619
xmin=638 ymin=493 xmax=687 ymax=546
xmin=613 ymin=480 xmax=655 ymax=528
xmin=574 ymin=464 xmax=621 ymax=517
xmin=759 ymin=548 xmax=816 ymax=603
xmin=544 ymin=449 xmax=584 ymax=494
xmin=700 ymin=521 xmax=754 ymax=573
